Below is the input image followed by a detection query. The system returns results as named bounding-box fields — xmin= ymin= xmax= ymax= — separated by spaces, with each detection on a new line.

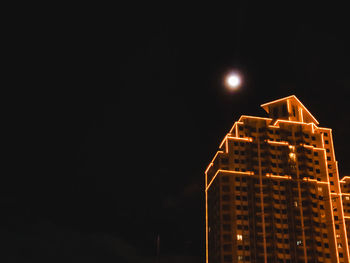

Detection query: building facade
xmin=205 ymin=95 xmax=349 ymax=263
xmin=339 ymin=176 xmax=350 ymax=252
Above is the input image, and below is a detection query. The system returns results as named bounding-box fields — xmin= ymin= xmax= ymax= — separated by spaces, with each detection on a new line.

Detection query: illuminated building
xmin=205 ymin=95 xmax=349 ymax=263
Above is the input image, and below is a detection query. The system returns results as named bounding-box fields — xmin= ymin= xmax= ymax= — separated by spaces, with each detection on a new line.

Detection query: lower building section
xmin=207 ymin=171 xmax=340 ymax=263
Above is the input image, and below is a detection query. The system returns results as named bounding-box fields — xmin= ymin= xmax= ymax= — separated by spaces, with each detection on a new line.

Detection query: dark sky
xmin=3 ymin=3 xmax=350 ymax=263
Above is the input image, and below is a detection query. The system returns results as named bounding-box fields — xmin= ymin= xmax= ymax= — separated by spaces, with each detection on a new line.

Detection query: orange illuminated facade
xmin=205 ymin=95 xmax=349 ymax=263
xmin=340 ymin=176 xmax=350 ymax=251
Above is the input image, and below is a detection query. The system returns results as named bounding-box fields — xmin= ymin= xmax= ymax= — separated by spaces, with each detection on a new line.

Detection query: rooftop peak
xmin=260 ymin=95 xmax=319 ymax=125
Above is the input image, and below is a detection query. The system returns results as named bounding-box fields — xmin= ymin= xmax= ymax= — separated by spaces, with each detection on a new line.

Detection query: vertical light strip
xmin=257 ymin=136 xmax=267 ymax=263
xmin=205 ymin=170 xmax=209 ymax=263
xmin=337 ymin=161 xmax=350 ymax=262
xmin=295 ymin=157 xmax=308 ymax=262
xmin=287 ymin=99 xmax=291 ymax=120
xmin=321 ymin=133 xmax=340 ymax=262
xmin=300 ymin=108 xmax=304 ymax=123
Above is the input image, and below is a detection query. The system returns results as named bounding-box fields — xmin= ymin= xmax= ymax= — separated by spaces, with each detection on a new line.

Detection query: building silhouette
xmin=205 ymin=95 xmax=349 ymax=263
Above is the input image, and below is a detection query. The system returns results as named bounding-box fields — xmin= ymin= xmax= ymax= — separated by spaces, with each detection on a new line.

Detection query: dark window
xmin=223 ymin=214 xmax=231 ymax=221
xmin=223 ymin=234 xmax=231 ymax=241
xmin=223 ymin=244 xmax=231 ymax=251
xmin=222 ymin=205 xmax=230 ymax=211
xmin=282 ymin=104 xmax=288 ymax=116
xmin=273 ymin=107 xmax=278 ymax=118
xmin=223 ymin=224 xmax=231 ymax=231
xmin=224 ymin=255 xmax=232 ymax=262
xmin=222 ymin=195 xmax=230 ymax=201
xmin=222 ymin=186 xmax=230 ymax=192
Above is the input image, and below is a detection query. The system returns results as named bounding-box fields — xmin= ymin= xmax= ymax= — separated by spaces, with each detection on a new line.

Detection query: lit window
xmin=289 ymin=153 xmax=296 ymax=161
xmin=296 ymin=240 xmax=302 ymax=246
xmin=345 ymin=196 xmax=350 ymax=200
xmin=237 ymin=234 xmax=243 ymax=240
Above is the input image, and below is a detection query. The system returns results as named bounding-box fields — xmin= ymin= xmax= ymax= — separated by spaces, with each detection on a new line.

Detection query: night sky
xmin=3 ymin=3 xmax=350 ymax=263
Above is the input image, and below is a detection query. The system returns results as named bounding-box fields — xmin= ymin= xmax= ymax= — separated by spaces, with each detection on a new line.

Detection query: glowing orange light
xmin=238 ymin=115 xmax=272 ymax=122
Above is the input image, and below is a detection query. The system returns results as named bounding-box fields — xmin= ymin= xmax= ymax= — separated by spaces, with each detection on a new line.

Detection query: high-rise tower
xmin=205 ymin=95 xmax=349 ymax=263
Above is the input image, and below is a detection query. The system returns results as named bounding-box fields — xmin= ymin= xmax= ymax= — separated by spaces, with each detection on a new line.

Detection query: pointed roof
xmin=260 ymin=95 xmax=319 ymax=125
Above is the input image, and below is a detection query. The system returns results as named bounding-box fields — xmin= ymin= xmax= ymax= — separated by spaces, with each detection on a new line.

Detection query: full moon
xmin=226 ymin=74 xmax=241 ymax=89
